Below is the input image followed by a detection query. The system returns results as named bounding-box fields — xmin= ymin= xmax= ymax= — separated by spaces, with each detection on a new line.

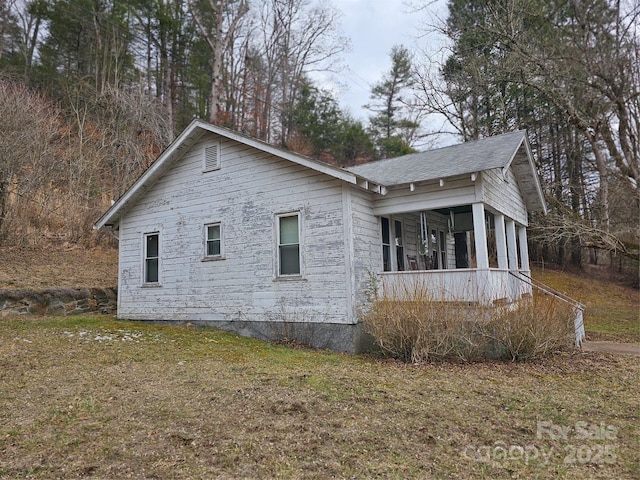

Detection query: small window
xmin=203 ymin=142 xmax=220 ymax=171
xmin=144 ymin=232 xmax=159 ymax=284
xmin=278 ymin=213 xmax=300 ymax=276
xmin=205 ymin=223 xmax=222 ymax=257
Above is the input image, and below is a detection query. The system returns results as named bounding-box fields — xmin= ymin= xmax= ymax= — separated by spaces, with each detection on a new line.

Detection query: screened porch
xmin=378 ymin=202 xmax=532 ymax=305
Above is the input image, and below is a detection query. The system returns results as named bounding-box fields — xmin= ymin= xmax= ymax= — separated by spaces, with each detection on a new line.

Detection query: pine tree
xmin=366 ymin=45 xmax=418 ymax=159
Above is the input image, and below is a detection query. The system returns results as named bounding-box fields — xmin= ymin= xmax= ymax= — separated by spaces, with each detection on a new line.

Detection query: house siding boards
xmin=349 ymin=186 xmax=381 ymax=308
xmin=372 ymin=177 xmax=478 ymax=216
xmin=482 ymin=167 xmax=528 ymax=225
xmin=117 ymin=132 xmax=352 ymax=326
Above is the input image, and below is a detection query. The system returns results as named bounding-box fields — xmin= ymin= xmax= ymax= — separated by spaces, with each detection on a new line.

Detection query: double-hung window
xmin=205 ymin=223 xmax=222 ymax=257
xmin=144 ymin=232 xmax=159 ymax=284
xmin=278 ymin=213 xmax=300 ymax=276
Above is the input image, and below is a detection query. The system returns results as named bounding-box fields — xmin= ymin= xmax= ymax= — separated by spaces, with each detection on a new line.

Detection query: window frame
xmin=276 ymin=212 xmax=302 ymax=278
xmin=143 ymin=232 xmax=161 ymax=286
xmin=204 ymin=222 xmax=224 ymax=260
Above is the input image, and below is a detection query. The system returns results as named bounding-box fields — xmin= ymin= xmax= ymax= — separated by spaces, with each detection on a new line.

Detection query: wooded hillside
xmin=0 ymin=0 xmax=637 ymax=281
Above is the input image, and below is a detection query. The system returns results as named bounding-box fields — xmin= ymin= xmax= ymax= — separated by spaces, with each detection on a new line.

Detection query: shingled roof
xmin=95 ymin=125 xmax=546 ymax=232
xmin=347 ymin=130 xmax=528 ymax=186
xmin=347 ymin=130 xmax=546 ymax=213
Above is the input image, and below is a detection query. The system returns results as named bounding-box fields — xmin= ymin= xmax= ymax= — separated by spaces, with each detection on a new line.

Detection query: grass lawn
xmin=1 ymin=315 xmax=638 ymax=479
xmin=533 ymin=267 xmax=640 ymax=343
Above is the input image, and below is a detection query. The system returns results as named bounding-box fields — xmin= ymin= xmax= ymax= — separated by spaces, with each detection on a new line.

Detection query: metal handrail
xmin=509 ymin=270 xmax=586 ymax=347
xmin=510 ymin=271 xmax=585 ymax=308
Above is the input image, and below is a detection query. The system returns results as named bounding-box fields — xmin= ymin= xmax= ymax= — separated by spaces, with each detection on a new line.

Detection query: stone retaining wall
xmin=0 ymin=287 xmax=117 ymax=317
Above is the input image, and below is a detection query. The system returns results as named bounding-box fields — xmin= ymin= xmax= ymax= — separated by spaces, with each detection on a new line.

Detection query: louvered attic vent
xmin=203 ymin=142 xmax=220 ymax=172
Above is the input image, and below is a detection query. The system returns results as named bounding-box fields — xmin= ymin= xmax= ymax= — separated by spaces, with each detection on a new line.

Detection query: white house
xmin=94 ymin=120 xmax=548 ymax=352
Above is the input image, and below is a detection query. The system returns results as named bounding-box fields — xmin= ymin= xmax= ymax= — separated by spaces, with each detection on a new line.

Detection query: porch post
xmin=472 ymin=202 xmax=489 ymax=269
xmin=518 ymin=226 xmax=530 ymax=272
xmin=506 ymin=219 xmax=518 ymax=270
xmin=494 ymin=214 xmax=508 ymax=269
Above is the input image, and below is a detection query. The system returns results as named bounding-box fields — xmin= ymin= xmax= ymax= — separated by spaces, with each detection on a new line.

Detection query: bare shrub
xmin=362 ymin=278 xmax=575 ymax=362
xmin=482 ymin=297 xmax=575 ymax=361
xmin=0 ymin=78 xmax=171 ymax=247
xmin=0 ymin=79 xmax=62 ymax=245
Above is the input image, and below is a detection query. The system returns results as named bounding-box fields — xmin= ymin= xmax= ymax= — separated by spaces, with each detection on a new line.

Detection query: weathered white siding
xmin=482 ymin=167 xmax=528 ymax=225
xmin=118 ymin=132 xmax=352 ymax=324
xmin=372 ymin=177 xmax=478 ymax=216
xmin=349 ymin=186 xmax=380 ymax=311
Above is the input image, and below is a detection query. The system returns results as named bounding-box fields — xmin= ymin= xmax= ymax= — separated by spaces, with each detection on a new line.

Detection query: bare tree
xmin=482 ymin=0 xmax=639 ymax=231
xmin=0 ymin=79 xmax=61 ymax=244
xmin=188 ymin=0 xmax=249 ymax=124
xmin=239 ymin=0 xmax=348 ymax=143
xmin=413 ymin=0 xmax=639 ymax=268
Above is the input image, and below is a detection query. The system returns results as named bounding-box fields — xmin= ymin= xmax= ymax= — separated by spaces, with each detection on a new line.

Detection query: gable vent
xmin=204 ymin=143 xmax=220 ymax=171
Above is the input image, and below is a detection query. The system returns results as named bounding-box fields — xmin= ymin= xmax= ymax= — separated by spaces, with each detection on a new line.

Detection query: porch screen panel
xmin=395 ymin=220 xmax=405 ymax=271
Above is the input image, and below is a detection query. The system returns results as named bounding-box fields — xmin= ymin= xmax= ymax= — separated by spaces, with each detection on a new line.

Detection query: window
xmin=205 ymin=223 xmax=222 ymax=257
xmin=144 ymin=233 xmax=159 ymax=284
xmin=395 ymin=220 xmax=405 ymax=271
xmin=278 ymin=213 xmax=300 ymax=276
xmin=203 ymin=142 xmax=220 ymax=172
xmin=381 ymin=217 xmax=391 ymax=272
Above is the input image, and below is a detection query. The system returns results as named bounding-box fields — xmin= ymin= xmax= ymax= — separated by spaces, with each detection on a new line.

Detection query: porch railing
xmin=378 ymin=268 xmax=585 ymax=347
xmin=379 ymin=268 xmax=532 ymax=305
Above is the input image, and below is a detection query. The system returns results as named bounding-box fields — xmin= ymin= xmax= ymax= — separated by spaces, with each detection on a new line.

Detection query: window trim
xmin=203 ymin=141 xmax=221 ymax=172
xmin=143 ymin=231 xmax=161 ymax=286
xmin=203 ymin=222 xmax=224 ymax=260
xmin=276 ymin=211 xmax=302 ymax=278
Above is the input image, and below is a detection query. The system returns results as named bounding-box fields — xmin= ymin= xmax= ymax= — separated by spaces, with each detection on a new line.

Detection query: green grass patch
xmin=0 ymin=315 xmax=638 ymax=479
xmin=533 ymin=268 xmax=640 ymax=343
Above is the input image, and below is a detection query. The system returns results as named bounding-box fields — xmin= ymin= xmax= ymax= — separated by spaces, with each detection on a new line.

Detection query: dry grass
xmin=533 ymin=267 xmax=639 ymax=343
xmin=0 ymin=245 xmax=118 ymax=289
xmin=0 ymin=315 xmax=638 ymax=479
xmin=362 ymin=279 xmax=575 ymax=362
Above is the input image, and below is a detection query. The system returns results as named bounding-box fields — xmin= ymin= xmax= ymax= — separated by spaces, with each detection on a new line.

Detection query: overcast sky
xmin=324 ymin=0 xmax=449 ymax=125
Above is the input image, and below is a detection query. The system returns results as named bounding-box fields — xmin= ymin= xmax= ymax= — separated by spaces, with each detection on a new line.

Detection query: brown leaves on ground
xmin=0 ymin=245 xmax=118 ymax=289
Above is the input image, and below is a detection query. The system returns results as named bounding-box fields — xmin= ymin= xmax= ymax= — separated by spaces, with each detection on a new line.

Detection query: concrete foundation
xmin=131 ymin=318 xmax=377 ymax=354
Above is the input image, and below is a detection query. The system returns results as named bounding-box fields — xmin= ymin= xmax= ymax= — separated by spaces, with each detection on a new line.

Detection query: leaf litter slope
xmin=0 ymin=316 xmax=638 ymax=479
xmin=0 ymin=245 xmax=118 ymax=289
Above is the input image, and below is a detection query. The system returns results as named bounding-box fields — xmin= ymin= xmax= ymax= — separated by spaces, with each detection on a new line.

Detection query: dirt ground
xmin=0 ymin=245 xmax=118 ymax=289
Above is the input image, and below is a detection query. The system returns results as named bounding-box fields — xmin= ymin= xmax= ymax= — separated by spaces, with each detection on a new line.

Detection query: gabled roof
xmin=94 ymin=119 xmax=370 ymax=230
xmin=94 ymin=123 xmax=546 ymax=231
xmin=347 ymin=130 xmax=525 ymax=185
xmin=347 ymin=130 xmax=547 ymax=213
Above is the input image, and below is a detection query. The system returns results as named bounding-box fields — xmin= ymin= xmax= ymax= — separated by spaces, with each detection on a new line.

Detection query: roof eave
xmin=519 ymin=134 xmax=548 ymax=215
xmin=93 ymin=120 xmax=363 ymax=230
